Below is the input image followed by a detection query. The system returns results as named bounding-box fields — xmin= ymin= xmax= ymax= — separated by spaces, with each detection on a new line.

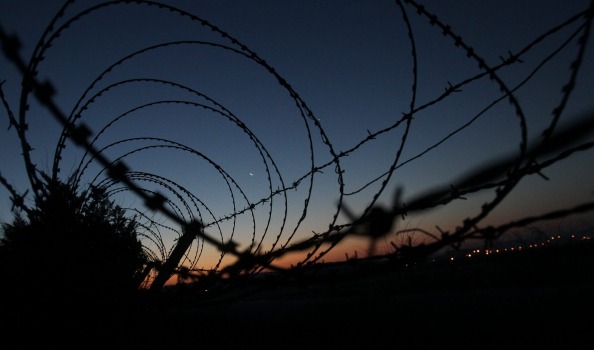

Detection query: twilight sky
xmin=1 ymin=0 xmax=593 ymax=273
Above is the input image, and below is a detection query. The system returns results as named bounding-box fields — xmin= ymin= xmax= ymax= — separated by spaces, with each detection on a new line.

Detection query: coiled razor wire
xmin=1 ymin=0 xmax=594 ymax=290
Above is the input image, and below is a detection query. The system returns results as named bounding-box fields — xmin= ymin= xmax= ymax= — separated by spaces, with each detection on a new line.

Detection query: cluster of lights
xmin=447 ymin=234 xmax=591 ymax=262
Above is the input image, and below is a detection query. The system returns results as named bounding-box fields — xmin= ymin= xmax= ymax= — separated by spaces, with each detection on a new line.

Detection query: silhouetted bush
xmin=0 ymin=176 xmax=148 ymax=340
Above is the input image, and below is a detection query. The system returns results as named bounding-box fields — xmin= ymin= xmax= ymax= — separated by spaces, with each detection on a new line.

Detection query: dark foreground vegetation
xmin=6 ymin=240 xmax=590 ymax=349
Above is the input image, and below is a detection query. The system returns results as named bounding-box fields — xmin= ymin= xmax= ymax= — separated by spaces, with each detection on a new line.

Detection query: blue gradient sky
xmin=1 ymin=1 xmax=593 ymax=270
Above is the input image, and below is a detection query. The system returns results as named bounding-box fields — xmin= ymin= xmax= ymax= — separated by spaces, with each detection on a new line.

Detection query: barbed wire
xmin=1 ymin=0 xmax=593 ymax=291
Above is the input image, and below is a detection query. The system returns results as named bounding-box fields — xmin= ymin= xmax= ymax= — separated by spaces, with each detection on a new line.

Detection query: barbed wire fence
xmin=1 ymin=0 xmax=593 ymax=293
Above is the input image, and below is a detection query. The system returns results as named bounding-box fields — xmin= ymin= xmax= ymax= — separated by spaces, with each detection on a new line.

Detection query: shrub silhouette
xmin=0 ymin=176 xmax=148 ymax=339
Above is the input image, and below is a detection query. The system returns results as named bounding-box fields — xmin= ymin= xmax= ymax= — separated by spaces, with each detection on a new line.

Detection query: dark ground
xmin=3 ymin=242 xmax=593 ymax=349
xmin=138 ymin=242 xmax=594 ymax=350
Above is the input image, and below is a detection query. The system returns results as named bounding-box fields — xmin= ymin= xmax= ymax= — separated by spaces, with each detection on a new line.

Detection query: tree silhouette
xmin=0 ymin=175 xmax=148 ymax=342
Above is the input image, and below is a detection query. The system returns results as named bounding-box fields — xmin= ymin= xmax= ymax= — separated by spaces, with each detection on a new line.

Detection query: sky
xmin=1 ymin=0 xmax=593 ymax=278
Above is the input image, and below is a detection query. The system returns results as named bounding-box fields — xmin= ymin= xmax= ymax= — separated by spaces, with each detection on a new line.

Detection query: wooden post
xmin=149 ymin=221 xmax=202 ymax=291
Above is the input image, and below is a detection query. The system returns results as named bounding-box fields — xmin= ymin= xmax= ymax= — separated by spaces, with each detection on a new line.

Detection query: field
xmin=136 ymin=241 xmax=594 ymax=349
xmin=1 ymin=237 xmax=592 ymax=349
